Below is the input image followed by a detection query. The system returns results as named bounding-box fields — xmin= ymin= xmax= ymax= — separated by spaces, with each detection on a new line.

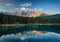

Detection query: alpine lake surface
xmin=0 ymin=25 xmax=60 ymax=42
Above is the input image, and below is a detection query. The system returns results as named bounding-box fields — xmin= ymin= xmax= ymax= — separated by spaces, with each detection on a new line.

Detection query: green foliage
xmin=0 ymin=12 xmax=60 ymax=24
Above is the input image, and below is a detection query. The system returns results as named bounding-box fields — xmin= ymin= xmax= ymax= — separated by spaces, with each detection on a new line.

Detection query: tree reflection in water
xmin=0 ymin=30 xmax=60 ymax=42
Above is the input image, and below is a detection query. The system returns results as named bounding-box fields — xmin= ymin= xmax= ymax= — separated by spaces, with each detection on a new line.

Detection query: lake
xmin=0 ymin=25 xmax=60 ymax=42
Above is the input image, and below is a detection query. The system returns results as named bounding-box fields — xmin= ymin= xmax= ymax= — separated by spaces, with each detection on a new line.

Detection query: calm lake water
xmin=0 ymin=25 xmax=60 ymax=42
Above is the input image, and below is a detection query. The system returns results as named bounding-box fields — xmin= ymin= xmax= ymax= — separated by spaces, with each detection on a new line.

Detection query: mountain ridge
xmin=3 ymin=11 xmax=52 ymax=17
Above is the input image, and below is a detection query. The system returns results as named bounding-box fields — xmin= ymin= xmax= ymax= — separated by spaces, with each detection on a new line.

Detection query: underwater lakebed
xmin=0 ymin=25 xmax=60 ymax=42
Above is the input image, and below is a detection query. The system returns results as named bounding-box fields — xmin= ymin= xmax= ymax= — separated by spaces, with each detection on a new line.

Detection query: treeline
xmin=0 ymin=12 xmax=60 ymax=24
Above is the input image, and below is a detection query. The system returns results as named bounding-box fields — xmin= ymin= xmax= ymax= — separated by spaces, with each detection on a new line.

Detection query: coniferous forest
xmin=0 ymin=12 xmax=60 ymax=24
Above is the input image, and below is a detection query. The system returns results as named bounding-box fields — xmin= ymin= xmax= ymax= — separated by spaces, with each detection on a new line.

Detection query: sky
xmin=0 ymin=0 xmax=60 ymax=14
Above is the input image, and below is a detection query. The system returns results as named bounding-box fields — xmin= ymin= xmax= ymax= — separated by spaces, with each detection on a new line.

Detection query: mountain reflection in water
xmin=0 ymin=30 xmax=60 ymax=42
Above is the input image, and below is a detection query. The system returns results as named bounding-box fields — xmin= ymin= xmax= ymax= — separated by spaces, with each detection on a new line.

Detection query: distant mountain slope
xmin=3 ymin=11 xmax=52 ymax=17
xmin=0 ymin=12 xmax=60 ymax=24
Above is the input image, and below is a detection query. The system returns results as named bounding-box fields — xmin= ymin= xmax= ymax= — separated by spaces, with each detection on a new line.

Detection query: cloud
xmin=20 ymin=7 xmax=26 ymax=11
xmin=0 ymin=3 xmax=4 ymax=4
xmin=15 ymin=8 xmax=19 ymax=10
xmin=20 ymin=3 xmax=32 ymax=7
xmin=5 ymin=3 xmax=13 ymax=6
xmin=15 ymin=7 xmax=25 ymax=11
xmin=15 ymin=7 xmax=43 ymax=12
xmin=0 ymin=3 xmax=14 ymax=6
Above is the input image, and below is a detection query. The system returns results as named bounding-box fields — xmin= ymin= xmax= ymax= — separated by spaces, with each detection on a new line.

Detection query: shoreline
xmin=0 ymin=23 xmax=60 ymax=26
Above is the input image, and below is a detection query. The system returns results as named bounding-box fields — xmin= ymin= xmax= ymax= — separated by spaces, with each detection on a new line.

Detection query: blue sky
xmin=0 ymin=0 xmax=60 ymax=14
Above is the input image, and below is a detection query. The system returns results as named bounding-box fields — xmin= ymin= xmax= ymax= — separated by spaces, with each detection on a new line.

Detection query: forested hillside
xmin=0 ymin=12 xmax=60 ymax=24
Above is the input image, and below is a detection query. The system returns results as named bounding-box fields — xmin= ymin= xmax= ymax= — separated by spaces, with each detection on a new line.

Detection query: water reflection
xmin=0 ymin=30 xmax=60 ymax=42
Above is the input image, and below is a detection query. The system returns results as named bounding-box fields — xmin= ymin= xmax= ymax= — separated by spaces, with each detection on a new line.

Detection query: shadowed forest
xmin=0 ymin=12 xmax=60 ymax=24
